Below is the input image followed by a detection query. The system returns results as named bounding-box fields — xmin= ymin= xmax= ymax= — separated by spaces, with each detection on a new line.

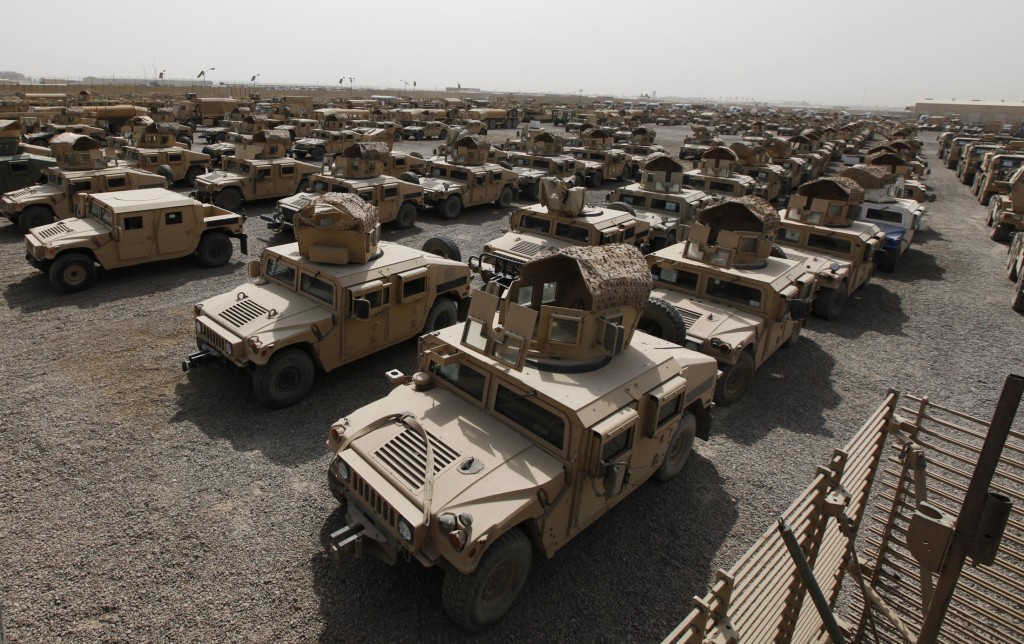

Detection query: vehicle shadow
xmin=310 ymin=453 xmax=736 ymax=642
xmin=170 ymin=340 xmax=416 ymax=467
xmin=883 ymin=247 xmax=946 ymax=283
xmin=821 ymin=282 xmax=910 ymax=340
xmin=912 ymin=227 xmax=945 ymax=244
xmin=0 ymin=220 xmax=25 ymax=240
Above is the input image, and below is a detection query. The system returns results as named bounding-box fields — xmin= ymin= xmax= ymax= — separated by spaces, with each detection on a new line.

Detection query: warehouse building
xmin=913 ymin=99 xmax=1024 ymax=128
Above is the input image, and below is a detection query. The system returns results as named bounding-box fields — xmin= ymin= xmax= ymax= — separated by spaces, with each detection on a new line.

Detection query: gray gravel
xmin=1 ymin=127 xmax=1021 ymax=642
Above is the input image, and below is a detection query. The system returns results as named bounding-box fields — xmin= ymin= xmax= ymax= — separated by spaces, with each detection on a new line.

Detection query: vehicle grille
xmin=218 ymin=298 xmax=268 ymax=327
xmin=679 ymin=307 xmax=703 ymax=327
xmin=35 ymin=222 xmax=71 ymax=239
xmin=349 ymin=469 xmax=397 ymax=530
xmin=197 ymin=320 xmax=230 ymax=356
xmin=374 ymin=425 xmax=460 ymax=491
xmin=510 ymin=240 xmax=544 ymax=256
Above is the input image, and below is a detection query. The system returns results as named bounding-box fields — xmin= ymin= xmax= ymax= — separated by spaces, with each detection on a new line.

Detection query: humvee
xmin=777 ymin=177 xmax=886 ymax=320
xmin=464 ymin=107 xmax=519 ymax=130
xmin=681 ymin=147 xmax=757 ymax=198
xmin=0 ymin=119 xmax=58 ymax=195
xmin=292 ymin=128 xmax=392 ymax=161
xmin=564 ymin=128 xmax=632 ymax=187
xmin=274 ymin=118 xmax=319 ymax=141
xmin=24 ymin=187 xmax=247 ymax=293
xmin=607 ymin=154 xmax=711 ymax=251
xmin=612 ymin=127 xmax=669 ymax=180
xmin=641 ymin=197 xmax=815 ymax=405
xmin=417 ymin=135 xmax=519 ymax=219
xmin=183 ymin=193 xmax=471 ymax=408
xmin=1006 ymin=232 xmax=1024 ymax=311
xmin=1 ymin=133 xmax=167 ymax=232
xmin=501 ymin=131 xmax=579 ymax=200
xmin=400 ymin=121 xmax=448 ymax=141
xmin=988 ymin=166 xmax=1024 ymax=242
xmin=842 ymin=164 xmax=926 ymax=270
xmin=324 ymin=244 xmax=717 ymax=631
xmin=679 ymin=125 xmax=722 ymax=160
xmin=729 ymin=141 xmax=788 ymax=204
xmin=121 ymin=122 xmax=212 ymax=186
xmin=468 ymin=178 xmax=651 ymax=284
xmin=973 ymin=151 xmax=1024 ymax=206
xmin=193 ymin=130 xmax=320 ymax=211
xmin=264 ymin=143 xmax=424 ymax=232
xmin=957 ymin=141 xmax=1004 ymax=186
xmin=120 ymin=115 xmax=193 ymax=147
xmin=943 ymin=136 xmax=979 ymax=169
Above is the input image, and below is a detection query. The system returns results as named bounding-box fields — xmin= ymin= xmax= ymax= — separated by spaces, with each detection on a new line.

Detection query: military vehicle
xmin=973 ymin=150 xmax=1024 ymax=206
xmin=607 ymin=154 xmax=711 ymax=251
xmin=641 ymin=197 xmax=815 ymax=405
xmin=942 ymin=135 xmax=979 ymax=169
xmin=680 ymin=147 xmax=757 ymax=198
xmin=564 ymin=128 xmax=632 ymax=187
xmin=728 ymin=141 xmax=789 ymax=204
xmin=194 ymin=130 xmax=319 ymax=211
xmin=1005 ymin=232 xmax=1024 ymax=311
xmin=400 ymin=121 xmax=448 ymax=141
xmin=417 ymin=135 xmax=519 ymax=219
xmin=842 ymin=164 xmax=926 ymax=270
xmin=957 ymin=141 xmax=1004 ymax=186
xmin=0 ymin=119 xmax=58 ymax=195
xmin=264 ymin=143 xmax=424 ymax=232
xmin=292 ymin=128 xmax=392 ymax=161
xmin=324 ymin=244 xmax=718 ymax=631
xmin=777 ymin=177 xmax=886 ymax=320
xmin=121 ymin=122 xmax=212 ymax=186
xmin=183 ymin=193 xmax=471 ymax=408
xmin=24 ymin=187 xmax=246 ymax=293
xmin=679 ymin=125 xmax=722 ymax=160
xmin=469 ymin=178 xmax=651 ymax=284
xmin=612 ymin=127 xmax=669 ymax=180
xmin=273 ymin=117 xmax=319 ymax=141
xmin=502 ymin=130 xmax=579 ymax=200
xmin=1 ymin=133 xmax=167 ymax=232
xmin=464 ymin=106 xmax=520 ymax=129
xmin=988 ymin=166 xmax=1024 ymax=242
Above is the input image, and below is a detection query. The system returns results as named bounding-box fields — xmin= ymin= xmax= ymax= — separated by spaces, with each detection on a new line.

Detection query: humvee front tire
xmin=442 ymin=528 xmax=532 ymax=632
xmin=590 ymin=170 xmax=604 ymax=188
xmin=422 ymin=235 xmax=461 ymax=261
xmin=424 ymin=297 xmax=458 ymax=332
xmin=394 ymin=202 xmax=418 ymax=229
xmin=311 ymin=146 xmax=326 ymax=162
xmin=655 ymin=410 xmax=697 ymax=482
xmin=196 ymin=232 xmax=233 ymax=268
xmin=253 ymin=348 xmax=315 ymax=409
xmin=18 ymin=205 xmax=55 ymax=233
xmin=606 ymin=201 xmax=636 ymax=216
xmin=880 ymin=248 xmax=900 ymax=273
xmin=185 ymin=165 xmax=205 ymax=187
xmin=49 ymin=252 xmax=97 ymax=293
xmin=214 ymin=188 xmax=244 ymax=212
xmin=991 ymin=224 xmax=1012 ymax=242
xmin=1012 ymin=272 xmax=1024 ymax=313
xmin=439 ymin=195 xmax=462 ymax=220
xmin=638 ymin=297 xmax=687 ymax=344
xmin=714 ymin=352 xmax=754 ymax=406
xmin=156 ymin=164 xmax=175 ymax=185
xmin=812 ymin=282 xmax=848 ymax=321
xmin=496 ymin=186 xmax=514 ymax=208
xmin=176 ymin=133 xmax=192 ymax=146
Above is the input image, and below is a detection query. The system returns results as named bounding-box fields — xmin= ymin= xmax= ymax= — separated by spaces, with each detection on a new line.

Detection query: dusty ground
xmin=1 ymin=126 xmax=1021 ymax=642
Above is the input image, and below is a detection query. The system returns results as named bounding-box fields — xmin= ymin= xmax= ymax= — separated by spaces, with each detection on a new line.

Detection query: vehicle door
xmin=156 ymin=208 xmax=193 ymax=256
xmin=254 ymin=165 xmax=276 ymax=199
xmin=343 ymin=280 xmax=390 ymax=360
xmin=573 ymin=407 xmax=636 ymax=533
xmin=116 ymin=211 xmax=154 ymax=261
xmin=378 ymin=184 xmax=399 ymax=220
xmin=165 ymin=151 xmax=184 ymax=180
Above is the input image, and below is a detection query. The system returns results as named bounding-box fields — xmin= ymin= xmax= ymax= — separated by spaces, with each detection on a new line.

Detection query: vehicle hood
xmin=2 ymin=184 xmax=61 ymax=207
xmin=195 ymin=171 xmax=245 ymax=188
xmin=26 ymin=217 xmax=110 ymax=247
xmin=483 ymin=231 xmax=568 ymax=261
xmin=652 ymin=290 xmax=761 ymax=345
xmin=420 ymin=176 xmax=468 ymax=193
xmin=197 ymin=281 xmax=331 ymax=342
xmin=294 ymin=137 xmax=325 ymax=147
xmin=871 ymin=222 xmax=906 ymax=239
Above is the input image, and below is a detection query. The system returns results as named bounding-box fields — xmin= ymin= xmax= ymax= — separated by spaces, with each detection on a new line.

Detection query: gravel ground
xmin=1 ymin=126 xmax=1022 ymax=642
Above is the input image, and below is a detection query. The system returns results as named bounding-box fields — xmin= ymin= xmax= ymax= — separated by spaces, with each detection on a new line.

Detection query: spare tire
xmin=399 ymin=171 xmax=420 ymax=184
xmin=606 ymin=201 xmax=636 ymax=216
xmin=422 ymin=235 xmax=461 ymax=261
xmin=156 ymin=164 xmax=175 ymax=184
xmin=638 ymin=298 xmax=687 ymax=344
xmin=498 ymin=160 xmax=513 ymax=170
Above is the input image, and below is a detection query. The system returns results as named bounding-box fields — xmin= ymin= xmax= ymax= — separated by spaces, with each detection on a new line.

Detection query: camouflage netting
xmin=524 ymin=245 xmax=652 ymax=313
xmin=583 ymin=128 xmax=612 ymax=140
xmin=866 ymin=152 xmax=907 ymax=168
xmin=842 ymin=164 xmax=896 ymax=189
xmin=644 ymin=153 xmax=684 ymax=172
xmin=798 ymin=177 xmax=865 ymax=203
xmin=341 ymin=142 xmax=390 ymax=160
xmin=866 ymin=144 xmax=898 ymax=156
xmin=729 ymin=141 xmax=760 ymax=164
xmin=129 ymin=115 xmax=155 ymax=127
xmin=253 ymin=129 xmax=291 ymax=146
xmin=533 ymin=131 xmax=565 ymax=145
xmin=452 ymin=134 xmax=490 ymax=150
xmin=764 ymin=137 xmax=791 ymax=157
xmin=49 ymin=132 xmax=101 ymax=151
xmin=144 ymin=122 xmax=180 ymax=135
xmin=294 ymin=193 xmax=379 ymax=234
xmin=0 ymin=119 xmax=21 ymax=136
xmin=703 ymin=146 xmax=739 ymax=162
xmin=698 ymin=196 xmax=780 ymax=240
xmin=632 ymin=126 xmax=655 ymax=137
xmin=788 ymin=134 xmax=811 ymax=146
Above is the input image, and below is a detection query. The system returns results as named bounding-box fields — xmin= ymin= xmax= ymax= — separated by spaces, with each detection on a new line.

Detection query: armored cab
xmin=679 ymin=124 xmax=722 ymax=160
xmin=866 ymin=150 xmax=934 ymax=204
xmin=503 ymin=130 xmax=579 ymax=200
xmin=681 ymin=146 xmax=757 ymax=198
xmin=419 ymin=135 xmax=519 ymax=218
xmin=730 ymin=140 xmax=788 ymax=203
xmin=613 ymin=127 xmax=670 ymax=179
xmin=763 ymin=136 xmax=805 ymax=189
xmin=325 ymin=245 xmax=717 ymax=631
xmin=974 ymin=146 xmax=1024 ymax=206
xmin=184 ymin=192 xmax=471 ymax=407
xmin=565 ymin=127 xmax=632 ymax=187
xmin=989 ymin=166 xmax=1024 ymax=242
xmin=777 ymin=177 xmax=886 ymax=319
xmin=121 ymin=122 xmax=211 ymax=186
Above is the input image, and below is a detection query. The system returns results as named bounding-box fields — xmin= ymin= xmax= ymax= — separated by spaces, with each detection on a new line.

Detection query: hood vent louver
xmin=218 ymin=298 xmax=269 ymax=327
xmin=374 ymin=425 xmax=460 ymax=491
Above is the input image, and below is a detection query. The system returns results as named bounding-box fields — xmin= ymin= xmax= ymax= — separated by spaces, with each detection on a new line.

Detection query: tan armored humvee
xmin=776 ymin=177 xmax=887 ymax=320
xmin=292 ymin=127 xmax=392 ymax=161
xmin=121 ymin=122 xmax=212 ymax=186
xmin=641 ymin=197 xmax=816 ymax=404
xmin=400 ymin=121 xmax=448 ymax=141
xmin=989 ymin=166 xmax=1024 ymax=242
xmin=193 ymin=130 xmax=320 ymax=211
xmin=468 ymin=178 xmax=651 ymax=284
xmin=502 ymin=130 xmax=579 ymax=200
xmin=183 ymin=193 xmax=471 ymax=408
xmin=679 ymin=125 xmax=722 ymax=160
xmin=681 ymin=146 xmax=758 ymax=198
xmin=324 ymin=244 xmax=718 ymax=631
xmin=274 ymin=117 xmax=319 ymax=141
xmin=607 ymin=153 xmax=713 ymax=251
xmin=564 ymin=128 xmax=632 ymax=187
xmin=612 ymin=127 xmax=670 ymax=180
xmin=1 ymin=133 xmax=167 ymax=232
xmin=730 ymin=141 xmax=788 ymax=203
xmin=265 ymin=143 xmax=424 ymax=232
xmin=418 ymin=136 xmax=519 ymax=219
xmin=973 ymin=149 xmax=1024 ymax=206
xmin=24 ymin=187 xmax=247 ymax=293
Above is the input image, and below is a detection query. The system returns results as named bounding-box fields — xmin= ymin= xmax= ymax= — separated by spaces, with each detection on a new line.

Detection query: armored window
xmin=431 ymin=361 xmax=486 ymax=401
xmin=555 ymin=223 xmax=590 ymax=243
xmin=123 ymin=216 xmax=143 ymax=231
xmin=865 ymin=207 xmax=903 ymax=225
xmin=738 ymin=237 xmax=758 ymax=253
xmin=106 ymin=176 xmax=126 ymax=189
xmin=706 ymin=277 xmax=763 ymax=309
xmin=620 ymin=194 xmax=645 ymax=206
xmin=495 ymin=384 xmax=565 ymax=451
xmin=541 ymin=281 xmax=557 ymax=304
xmin=168 ymin=153 xmax=182 ymax=162
xmin=779 ymin=227 xmax=802 ymax=244
xmin=652 ymin=265 xmax=699 ymax=291
xmin=431 ymin=167 xmax=447 ymax=178
xmin=164 ymin=211 xmax=183 ymax=225
xmin=358 ymin=192 xmax=372 ymax=202
xmin=652 ymin=198 xmax=680 ymax=213
xmin=657 ymin=394 xmax=682 ymax=427
xmin=398 ymin=268 xmax=427 ymax=302
xmin=602 ymin=427 xmax=633 ymax=462
xmin=394 ymin=158 xmax=405 ymax=167
xmin=69 ymin=180 xmax=92 ymax=194
xmin=808 ymin=234 xmax=852 ymax=255
xmin=622 ymin=225 xmax=636 ymax=240
xmin=601 ymin=231 xmax=622 ymax=245
xmin=258 ymin=168 xmax=272 ymax=180
xmin=265 ymin=256 xmax=297 ymax=288
xmin=451 ymin=170 xmax=468 ymax=181
xmin=550 ymin=316 xmax=581 ymax=345
xmin=9 ymin=162 xmax=26 ymax=173
xmin=710 ymin=181 xmax=735 ymax=193
xmin=281 ymin=165 xmax=295 ymax=176
xmin=384 ymin=187 xmax=398 ymax=199
xmin=300 ymin=273 xmax=334 ymax=306
xmin=145 ymin=155 xmax=158 ymax=164
xmin=518 ymin=215 xmax=550 ymax=233
xmin=827 ymin=204 xmax=843 ymax=218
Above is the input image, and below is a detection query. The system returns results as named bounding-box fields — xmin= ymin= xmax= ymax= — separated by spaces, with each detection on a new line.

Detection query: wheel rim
xmin=63 ymin=263 xmax=87 ymax=287
xmin=275 ymin=366 xmax=301 ymax=393
xmin=480 ymin=559 xmax=518 ymax=609
xmin=667 ymin=427 xmax=687 ymax=463
xmin=724 ymin=364 xmax=749 ymax=399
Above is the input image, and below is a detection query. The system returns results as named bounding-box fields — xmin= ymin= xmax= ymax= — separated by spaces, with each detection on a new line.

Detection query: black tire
xmin=526 ymin=181 xmax=541 ymax=201
xmin=479 ymin=127 xmax=487 ymax=136
xmin=176 ymin=133 xmax=192 ymax=145
xmin=589 ymin=170 xmax=604 ymax=187
xmin=297 ymin=179 xmax=310 ymax=193
xmin=619 ymin=165 xmax=632 ymax=181
xmin=310 ymin=146 xmax=326 ymax=162
xmin=637 ymin=298 xmax=687 ymax=344
xmin=714 ymin=352 xmax=754 ymax=406
xmin=424 ymin=297 xmax=458 ymax=332
xmin=770 ymin=244 xmax=788 ymax=259
xmin=196 ymin=232 xmax=233 ymax=268
xmin=393 ymin=130 xmax=403 ymax=142
xmin=399 ymin=171 xmax=420 ymax=184
xmin=252 ymin=348 xmax=315 ymax=409
xmin=410 ymin=151 xmax=424 ymax=159
xmin=498 ymin=160 xmax=513 ymax=170
xmin=606 ymin=201 xmax=636 ymax=216
xmin=214 ymin=132 xmax=228 ymax=143
xmin=394 ymin=202 xmax=417 ymax=229
xmin=812 ymin=282 xmax=848 ymax=321
xmin=422 ymin=235 xmax=461 ymax=261
xmin=156 ymin=164 xmax=175 ymax=185
xmin=986 ymin=208 xmax=995 ymax=226
xmin=439 ymin=129 xmax=447 ymax=140
xmin=214 ymin=188 xmax=243 ymax=212
xmin=991 ymin=224 xmax=1011 ymax=242
xmin=439 ymin=195 xmax=462 ymax=220
xmin=496 ymin=186 xmax=514 ymax=208
xmin=654 ymin=410 xmax=697 ymax=482
xmin=185 ymin=165 xmax=205 ymax=187
xmin=880 ymin=248 xmax=900 ymax=273
xmin=18 ymin=205 xmax=55 ymax=233
xmin=201 ymin=145 xmax=217 ymax=157
xmin=442 ymin=528 xmax=532 ymax=632
xmin=48 ymin=252 xmax=96 ymax=293
xmin=1013 ymin=272 xmax=1024 ymax=313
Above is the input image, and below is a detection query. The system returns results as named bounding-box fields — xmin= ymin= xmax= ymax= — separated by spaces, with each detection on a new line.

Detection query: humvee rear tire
xmin=590 ymin=170 xmax=604 ymax=188
xmin=196 ymin=232 xmax=233 ymax=268
xmin=714 ymin=352 xmax=754 ymax=406
xmin=311 ymin=146 xmax=326 ymax=162
xmin=1013 ymin=273 xmax=1024 ymax=313
xmin=880 ymin=248 xmax=900 ymax=273
xmin=991 ymin=224 xmax=1011 ymax=242
xmin=156 ymin=164 xmax=175 ymax=185
xmin=399 ymin=171 xmax=420 ymax=184
xmin=442 ymin=528 xmax=532 ymax=633
xmin=214 ymin=188 xmax=243 ymax=212
xmin=439 ymin=129 xmax=448 ymax=140
xmin=253 ymin=348 xmax=315 ymax=409
xmin=439 ymin=195 xmax=462 ymax=220
xmin=619 ymin=165 xmax=632 ymax=181
xmin=422 ymin=235 xmax=461 ymax=261
xmin=424 ymin=297 xmax=458 ymax=332
xmin=394 ymin=202 xmax=417 ymax=229
xmin=655 ymin=410 xmax=697 ymax=482
xmin=49 ymin=252 xmax=96 ymax=294
xmin=18 ymin=205 xmax=54 ymax=233
xmin=638 ymin=298 xmax=687 ymax=344
xmin=812 ymin=282 xmax=848 ymax=321
xmin=185 ymin=166 xmax=205 ymax=187
xmin=606 ymin=201 xmax=636 ymax=216
xmin=496 ymin=186 xmax=514 ymax=208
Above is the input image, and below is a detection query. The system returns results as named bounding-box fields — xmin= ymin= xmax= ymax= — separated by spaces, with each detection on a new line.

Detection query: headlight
xmin=223 ymin=343 xmax=233 ymax=357
xmin=397 ymin=517 xmax=413 ymax=542
xmin=195 ymin=320 xmax=202 ymax=333
xmin=333 ymin=459 xmax=350 ymax=481
xmin=685 ymin=340 xmax=702 ymax=352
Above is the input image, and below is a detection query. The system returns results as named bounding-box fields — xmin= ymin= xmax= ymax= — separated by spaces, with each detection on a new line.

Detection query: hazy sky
xmin=6 ymin=0 xmax=1021 ymax=107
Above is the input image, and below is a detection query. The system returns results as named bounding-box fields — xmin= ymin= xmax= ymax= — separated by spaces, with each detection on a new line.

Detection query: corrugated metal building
xmin=914 ymin=99 xmax=1024 ymax=127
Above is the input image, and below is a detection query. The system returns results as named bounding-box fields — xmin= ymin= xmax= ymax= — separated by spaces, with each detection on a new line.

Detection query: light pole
xmin=158 ymin=69 xmax=166 ymax=87
xmin=578 ymin=89 xmax=583 ymax=107
xmin=197 ymin=67 xmax=215 ymax=92
xmin=251 ymin=74 xmax=260 ymax=95
xmin=400 ymin=79 xmax=409 ymax=94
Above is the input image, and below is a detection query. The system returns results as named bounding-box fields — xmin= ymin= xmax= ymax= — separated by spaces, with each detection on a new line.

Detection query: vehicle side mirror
xmin=247 ymin=260 xmax=261 ymax=279
xmin=353 ymin=298 xmax=371 ymax=320
xmin=789 ymin=298 xmax=808 ymax=321
xmin=111 ymin=226 xmax=122 ymax=241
